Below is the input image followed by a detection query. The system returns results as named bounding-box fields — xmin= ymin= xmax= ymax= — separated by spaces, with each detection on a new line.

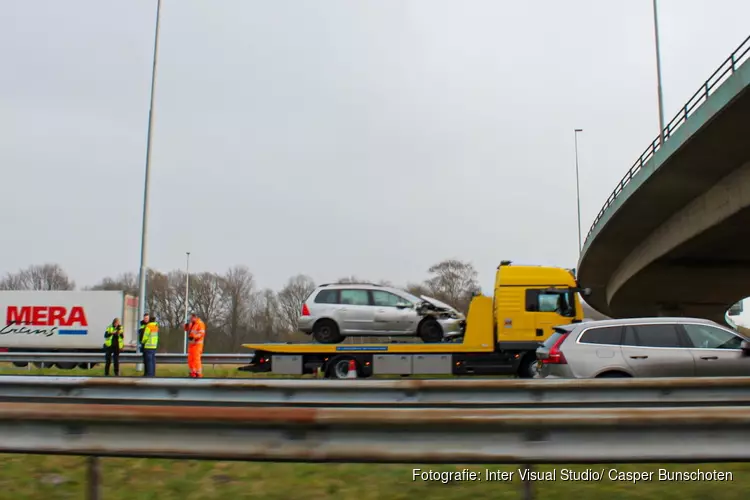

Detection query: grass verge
xmin=0 ymin=458 xmax=748 ymax=500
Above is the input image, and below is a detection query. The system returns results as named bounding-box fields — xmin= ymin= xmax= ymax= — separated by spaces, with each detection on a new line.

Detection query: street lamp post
xmin=183 ymin=252 xmax=190 ymax=355
xmin=652 ymin=0 xmax=666 ymax=145
xmin=136 ymin=0 xmax=164 ymax=370
xmin=574 ymin=128 xmax=583 ymax=255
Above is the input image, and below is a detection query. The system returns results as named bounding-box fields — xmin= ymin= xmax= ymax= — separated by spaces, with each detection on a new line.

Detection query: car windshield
xmin=397 ymin=290 xmax=422 ymax=304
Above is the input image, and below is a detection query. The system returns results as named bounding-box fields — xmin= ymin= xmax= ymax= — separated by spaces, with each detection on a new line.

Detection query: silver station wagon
xmin=536 ymin=316 xmax=750 ymax=378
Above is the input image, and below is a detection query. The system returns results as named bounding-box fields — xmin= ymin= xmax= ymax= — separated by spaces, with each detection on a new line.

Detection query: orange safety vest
xmin=188 ymin=318 xmax=206 ymax=346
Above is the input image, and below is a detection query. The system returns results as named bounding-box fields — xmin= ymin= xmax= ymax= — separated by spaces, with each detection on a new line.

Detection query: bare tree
xmin=336 ymin=276 xmax=371 ymax=284
xmin=405 ymin=282 xmax=431 ymax=297
xmin=189 ymin=272 xmax=227 ymax=327
xmin=0 ymin=264 xmax=75 ymax=291
xmin=249 ymin=288 xmax=283 ymax=341
xmin=0 ymin=272 xmax=26 ymax=290
xmin=424 ymin=259 xmax=480 ymax=313
xmin=89 ymin=272 xmax=138 ymax=296
xmin=221 ymin=265 xmax=256 ymax=345
xmin=277 ymin=274 xmax=316 ymax=331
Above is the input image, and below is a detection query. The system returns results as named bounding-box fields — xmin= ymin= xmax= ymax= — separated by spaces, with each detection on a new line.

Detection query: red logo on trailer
xmin=1 ymin=305 xmax=89 ymax=337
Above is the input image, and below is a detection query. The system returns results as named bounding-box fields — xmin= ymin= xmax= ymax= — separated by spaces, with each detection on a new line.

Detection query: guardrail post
xmin=521 ymin=464 xmax=534 ymax=500
xmin=87 ymin=456 xmax=101 ymax=500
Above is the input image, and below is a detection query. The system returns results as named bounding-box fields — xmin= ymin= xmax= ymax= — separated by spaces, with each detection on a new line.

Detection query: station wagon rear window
xmin=578 ymin=326 xmax=623 ymax=345
xmin=314 ymin=289 xmax=338 ymax=304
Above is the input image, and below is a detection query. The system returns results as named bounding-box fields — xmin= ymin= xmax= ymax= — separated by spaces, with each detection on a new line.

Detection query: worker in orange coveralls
xmin=185 ymin=312 xmax=206 ymax=378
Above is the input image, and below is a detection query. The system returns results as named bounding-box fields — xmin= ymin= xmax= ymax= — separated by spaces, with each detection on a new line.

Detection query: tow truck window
xmin=525 ymin=290 xmax=575 ymax=317
xmin=340 ymin=289 xmax=370 ymax=306
xmin=371 ymin=290 xmax=404 ymax=307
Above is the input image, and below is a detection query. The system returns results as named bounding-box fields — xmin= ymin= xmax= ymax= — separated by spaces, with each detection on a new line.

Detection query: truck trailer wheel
xmin=55 ymin=362 xmax=78 ymax=370
xmin=12 ymin=362 xmax=28 ymax=368
xmin=326 ymin=357 xmax=358 ymax=379
xmin=418 ymin=318 xmax=443 ymax=343
xmin=312 ymin=319 xmax=344 ymax=344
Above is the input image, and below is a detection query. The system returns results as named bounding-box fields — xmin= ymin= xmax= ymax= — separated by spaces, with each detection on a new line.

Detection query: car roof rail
xmin=318 ymin=281 xmax=384 ymax=286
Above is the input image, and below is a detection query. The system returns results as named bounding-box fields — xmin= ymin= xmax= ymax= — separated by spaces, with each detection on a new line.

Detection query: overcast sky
xmin=2 ymin=0 xmax=749 ymax=294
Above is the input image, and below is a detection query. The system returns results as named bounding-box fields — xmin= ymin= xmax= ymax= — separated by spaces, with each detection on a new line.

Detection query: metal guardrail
xmin=0 ymin=352 xmax=253 ymax=365
xmin=584 ymin=34 xmax=750 ymax=246
xmin=1 ymin=402 xmax=750 ymax=463
xmin=2 ymin=381 xmax=747 ymax=499
xmin=3 ymin=375 xmax=750 ymax=408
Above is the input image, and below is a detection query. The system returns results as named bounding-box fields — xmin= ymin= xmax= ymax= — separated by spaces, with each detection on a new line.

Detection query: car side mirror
xmin=742 ymin=340 xmax=750 ymax=357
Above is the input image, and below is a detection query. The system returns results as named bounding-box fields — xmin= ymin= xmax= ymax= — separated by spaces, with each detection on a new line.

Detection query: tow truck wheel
xmin=517 ymin=354 xmax=538 ymax=379
xmin=418 ymin=318 xmax=443 ymax=343
xmin=312 ymin=319 xmax=344 ymax=344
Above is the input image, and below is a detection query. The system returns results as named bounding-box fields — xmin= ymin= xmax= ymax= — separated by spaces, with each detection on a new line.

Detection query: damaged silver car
xmin=298 ymin=283 xmax=466 ymax=343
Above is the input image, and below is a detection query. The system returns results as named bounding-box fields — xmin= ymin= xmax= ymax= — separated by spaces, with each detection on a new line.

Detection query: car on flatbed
xmin=536 ymin=316 xmax=750 ymax=378
xmin=298 ymin=282 xmax=466 ymax=343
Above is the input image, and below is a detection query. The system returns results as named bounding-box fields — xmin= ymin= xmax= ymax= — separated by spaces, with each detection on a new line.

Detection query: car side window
xmin=314 ymin=289 xmax=338 ymax=304
xmin=682 ymin=324 xmax=743 ymax=350
xmin=631 ymin=324 xmax=683 ymax=348
xmin=579 ymin=326 xmax=622 ymax=345
xmin=339 ymin=289 xmax=370 ymax=306
xmin=372 ymin=291 xmax=404 ymax=307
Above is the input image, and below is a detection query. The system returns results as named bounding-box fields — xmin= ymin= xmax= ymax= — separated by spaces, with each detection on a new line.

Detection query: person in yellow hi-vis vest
xmin=103 ymin=318 xmax=124 ymax=376
xmin=141 ymin=316 xmax=159 ymax=377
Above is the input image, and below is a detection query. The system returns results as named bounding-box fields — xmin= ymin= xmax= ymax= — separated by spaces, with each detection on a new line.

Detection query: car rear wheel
xmin=312 ymin=319 xmax=344 ymax=344
xmin=517 ymin=353 xmax=538 ymax=379
xmin=418 ymin=318 xmax=443 ymax=343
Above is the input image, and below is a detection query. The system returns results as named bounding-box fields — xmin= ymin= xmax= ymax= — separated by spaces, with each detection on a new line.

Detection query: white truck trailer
xmin=0 ymin=290 xmax=139 ymax=370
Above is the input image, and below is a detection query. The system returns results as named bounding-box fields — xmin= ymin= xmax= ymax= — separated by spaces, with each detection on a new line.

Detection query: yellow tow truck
xmin=240 ymin=261 xmax=589 ymax=378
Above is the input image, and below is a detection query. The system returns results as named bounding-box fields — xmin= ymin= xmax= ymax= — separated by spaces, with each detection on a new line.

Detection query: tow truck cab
xmin=241 ymin=262 xmax=587 ymax=378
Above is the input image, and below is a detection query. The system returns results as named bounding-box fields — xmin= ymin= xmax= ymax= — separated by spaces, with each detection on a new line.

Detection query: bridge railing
xmin=583 ymin=34 xmax=750 ymax=247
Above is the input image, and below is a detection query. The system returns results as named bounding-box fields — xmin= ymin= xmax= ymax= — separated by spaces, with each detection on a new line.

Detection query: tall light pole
xmin=183 ymin=252 xmax=190 ymax=354
xmin=652 ymin=0 xmax=666 ymax=145
xmin=574 ymin=128 xmax=583 ymax=255
xmin=136 ymin=0 xmax=164 ymax=361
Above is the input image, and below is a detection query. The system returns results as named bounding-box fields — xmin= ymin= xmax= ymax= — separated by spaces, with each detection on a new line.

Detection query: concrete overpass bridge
xmin=578 ymin=34 xmax=750 ymax=325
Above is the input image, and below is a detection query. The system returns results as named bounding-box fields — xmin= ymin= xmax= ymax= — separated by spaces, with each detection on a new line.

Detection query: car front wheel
xmin=419 ymin=318 xmax=443 ymax=343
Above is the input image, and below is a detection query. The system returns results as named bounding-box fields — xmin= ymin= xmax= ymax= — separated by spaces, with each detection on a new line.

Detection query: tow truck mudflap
xmin=237 ymin=351 xmax=272 ymax=373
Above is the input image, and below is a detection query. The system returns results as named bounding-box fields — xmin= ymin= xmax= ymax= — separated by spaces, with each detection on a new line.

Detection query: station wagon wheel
xmin=312 ymin=319 xmax=344 ymax=344
xmin=419 ymin=318 xmax=443 ymax=343
xmin=517 ymin=353 xmax=538 ymax=379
